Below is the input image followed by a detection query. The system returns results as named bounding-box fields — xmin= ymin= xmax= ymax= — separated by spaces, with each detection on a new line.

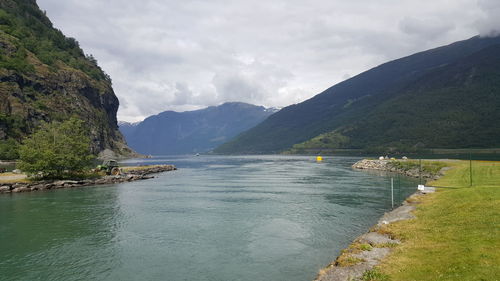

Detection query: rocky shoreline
xmin=314 ymin=190 xmax=435 ymax=281
xmin=314 ymin=159 xmax=444 ymax=281
xmin=352 ymin=159 xmax=443 ymax=180
xmin=0 ymin=165 xmax=176 ymax=194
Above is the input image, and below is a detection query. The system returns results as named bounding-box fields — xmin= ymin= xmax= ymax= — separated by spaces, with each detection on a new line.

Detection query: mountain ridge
xmin=120 ymin=102 xmax=277 ymax=155
xmin=215 ymin=35 xmax=500 ymax=154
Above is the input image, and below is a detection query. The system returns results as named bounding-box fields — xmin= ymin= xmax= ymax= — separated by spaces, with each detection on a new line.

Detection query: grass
xmin=374 ymin=160 xmax=500 ymax=280
xmin=336 ymin=255 xmax=365 ymax=267
xmin=373 ymin=242 xmax=399 ymax=248
xmin=362 ymin=269 xmax=391 ymax=281
xmin=359 ymin=243 xmax=373 ymax=251
xmin=120 ymin=165 xmax=161 ymax=172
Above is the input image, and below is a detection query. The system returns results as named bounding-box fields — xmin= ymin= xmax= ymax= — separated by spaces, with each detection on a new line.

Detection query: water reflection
xmin=0 ymin=186 xmax=121 ymax=281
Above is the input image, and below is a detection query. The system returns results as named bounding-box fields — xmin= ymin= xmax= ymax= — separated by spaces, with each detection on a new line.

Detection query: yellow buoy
xmin=316 ymin=156 xmax=323 ymax=162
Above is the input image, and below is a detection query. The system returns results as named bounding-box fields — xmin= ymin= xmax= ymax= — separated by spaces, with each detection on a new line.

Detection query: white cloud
xmin=36 ymin=0 xmax=489 ymax=122
xmin=476 ymin=0 xmax=500 ymax=36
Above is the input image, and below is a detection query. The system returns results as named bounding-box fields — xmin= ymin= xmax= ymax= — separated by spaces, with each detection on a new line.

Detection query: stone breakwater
xmin=352 ymin=159 xmax=441 ymax=180
xmin=0 ymin=165 xmax=176 ymax=195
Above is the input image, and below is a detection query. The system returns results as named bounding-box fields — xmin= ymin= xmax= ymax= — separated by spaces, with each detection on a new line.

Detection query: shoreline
xmin=315 ymin=159 xmax=442 ymax=281
xmin=351 ymin=158 xmax=445 ymax=180
xmin=0 ymin=165 xmax=176 ymax=195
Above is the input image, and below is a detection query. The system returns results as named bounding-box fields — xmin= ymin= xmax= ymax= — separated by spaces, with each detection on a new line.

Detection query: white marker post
xmin=391 ymin=177 xmax=394 ymax=209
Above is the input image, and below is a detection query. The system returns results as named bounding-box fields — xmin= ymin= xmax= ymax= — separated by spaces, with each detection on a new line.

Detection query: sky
xmin=36 ymin=0 xmax=500 ymax=122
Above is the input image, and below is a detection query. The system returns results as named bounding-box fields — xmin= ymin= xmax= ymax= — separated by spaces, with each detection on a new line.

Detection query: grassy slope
xmin=374 ymin=161 xmax=500 ymax=280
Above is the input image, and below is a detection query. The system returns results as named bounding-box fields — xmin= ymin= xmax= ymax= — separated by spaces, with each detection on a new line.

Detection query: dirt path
xmin=0 ymin=173 xmax=27 ymax=183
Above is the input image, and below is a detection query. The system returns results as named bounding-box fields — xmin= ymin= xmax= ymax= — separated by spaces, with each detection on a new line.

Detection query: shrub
xmin=0 ymin=138 xmax=19 ymax=160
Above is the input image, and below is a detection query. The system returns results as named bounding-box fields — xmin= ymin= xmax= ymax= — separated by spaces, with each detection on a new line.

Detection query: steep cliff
xmin=0 ymin=0 xmax=134 ymax=158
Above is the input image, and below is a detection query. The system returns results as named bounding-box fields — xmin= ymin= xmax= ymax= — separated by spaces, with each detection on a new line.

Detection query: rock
xmin=52 ymin=180 xmax=66 ymax=186
xmin=1 ymin=164 xmax=176 ymax=195
xmin=378 ymin=205 xmax=416 ymax=225
xmin=94 ymin=178 xmax=109 ymax=184
xmin=358 ymin=232 xmax=400 ymax=245
xmin=51 ymin=180 xmax=80 ymax=188
xmin=352 ymin=159 xmax=437 ymax=180
xmin=79 ymin=180 xmax=94 ymax=186
xmin=317 ymin=263 xmax=371 ymax=281
xmin=352 ymin=247 xmax=391 ymax=266
xmin=18 ymin=186 xmax=30 ymax=192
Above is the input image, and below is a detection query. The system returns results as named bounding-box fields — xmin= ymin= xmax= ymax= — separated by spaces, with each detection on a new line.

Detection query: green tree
xmin=0 ymin=138 xmax=19 ymax=160
xmin=17 ymin=117 xmax=94 ymax=179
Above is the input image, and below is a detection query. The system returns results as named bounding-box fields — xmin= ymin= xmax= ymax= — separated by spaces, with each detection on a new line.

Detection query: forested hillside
xmin=215 ymin=35 xmax=500 ymax=154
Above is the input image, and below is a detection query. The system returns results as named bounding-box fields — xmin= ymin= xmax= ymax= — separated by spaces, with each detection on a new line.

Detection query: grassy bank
xmin=370 ymin=160 xmax=500 ymax=280
xmin=0 ymin=172 xmax=28 ymax=183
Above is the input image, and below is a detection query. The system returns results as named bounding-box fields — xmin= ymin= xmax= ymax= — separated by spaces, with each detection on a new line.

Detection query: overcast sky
xmin=37 ymin=0 xmax=500 ymax=122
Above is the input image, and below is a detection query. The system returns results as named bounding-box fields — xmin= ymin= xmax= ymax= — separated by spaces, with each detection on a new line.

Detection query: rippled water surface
xmin=0 ymin=155 xmax=418 ymax=281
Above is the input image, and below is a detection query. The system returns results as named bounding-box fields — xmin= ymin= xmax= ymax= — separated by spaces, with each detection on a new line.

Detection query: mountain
xmin=117 ymin=121 xmax=139 ymax=138
xmin=0 ymin=0 xmax=134 ymax=158
xmin=119 ymin=102 xmax=277 ymax=155
xmin=215 ymin=35 xmax=500 ymax=154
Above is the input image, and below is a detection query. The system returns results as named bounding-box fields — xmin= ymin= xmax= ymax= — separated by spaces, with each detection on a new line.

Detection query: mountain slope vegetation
xmin=215 ymin=35 xmax=500 ymax=154
xmin=0 ymin=0 xmax=133 ymax=158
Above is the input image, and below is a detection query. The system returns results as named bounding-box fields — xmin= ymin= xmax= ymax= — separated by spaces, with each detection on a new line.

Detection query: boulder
xmin=18 ymin=186 xmax=31 ymax=192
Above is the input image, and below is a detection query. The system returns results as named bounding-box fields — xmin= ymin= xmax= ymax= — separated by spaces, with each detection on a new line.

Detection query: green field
xmin=372 ymin=161 xmax=500 ymax=280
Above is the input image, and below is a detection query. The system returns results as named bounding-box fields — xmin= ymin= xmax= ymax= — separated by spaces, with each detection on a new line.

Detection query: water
xmin=0 ymin=155 xmax=418 ymax=281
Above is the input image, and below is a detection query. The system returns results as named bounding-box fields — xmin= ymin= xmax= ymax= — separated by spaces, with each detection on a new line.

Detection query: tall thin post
xmin=391 ymin=177 xmax=394 ymax=209
xmin=398 ymin=173 xmax=401 ymax=203
xmin=419 ymin=158 xmax=422 ymax=185
xmin=470 ymin=153 xmax=473 ymax=187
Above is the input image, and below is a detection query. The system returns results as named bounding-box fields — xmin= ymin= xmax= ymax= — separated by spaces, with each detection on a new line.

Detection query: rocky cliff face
xmin=0 ymin=0 xmax=134 ymax=157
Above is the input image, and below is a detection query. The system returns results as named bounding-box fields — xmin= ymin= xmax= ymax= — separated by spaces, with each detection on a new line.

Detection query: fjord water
xmin=0 ymin=156 xmax=418 ymax=281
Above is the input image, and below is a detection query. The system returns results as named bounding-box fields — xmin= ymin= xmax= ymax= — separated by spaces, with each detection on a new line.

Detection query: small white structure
xmin=402 ymin=156 xmax=408 ymax=160
xmin=418 ymin=185 xmax=436 ymax=194
xmin=379 ymin=156 xmax=384 ymax=160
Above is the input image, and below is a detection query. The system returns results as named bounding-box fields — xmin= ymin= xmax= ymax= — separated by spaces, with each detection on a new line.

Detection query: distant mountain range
xmin=215 ymin=35 xmax=500 ymax=154
xmin=119 ymin=102 xmax=277 ymax=155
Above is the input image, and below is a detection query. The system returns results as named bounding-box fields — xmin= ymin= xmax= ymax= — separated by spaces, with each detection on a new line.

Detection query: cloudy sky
xmin=37 ymin=0 xmax=500 ymax=122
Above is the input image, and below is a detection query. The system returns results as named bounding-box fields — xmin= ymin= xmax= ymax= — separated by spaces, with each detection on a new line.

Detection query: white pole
xmin=391 ymin=177 xmax=394 ymax=209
